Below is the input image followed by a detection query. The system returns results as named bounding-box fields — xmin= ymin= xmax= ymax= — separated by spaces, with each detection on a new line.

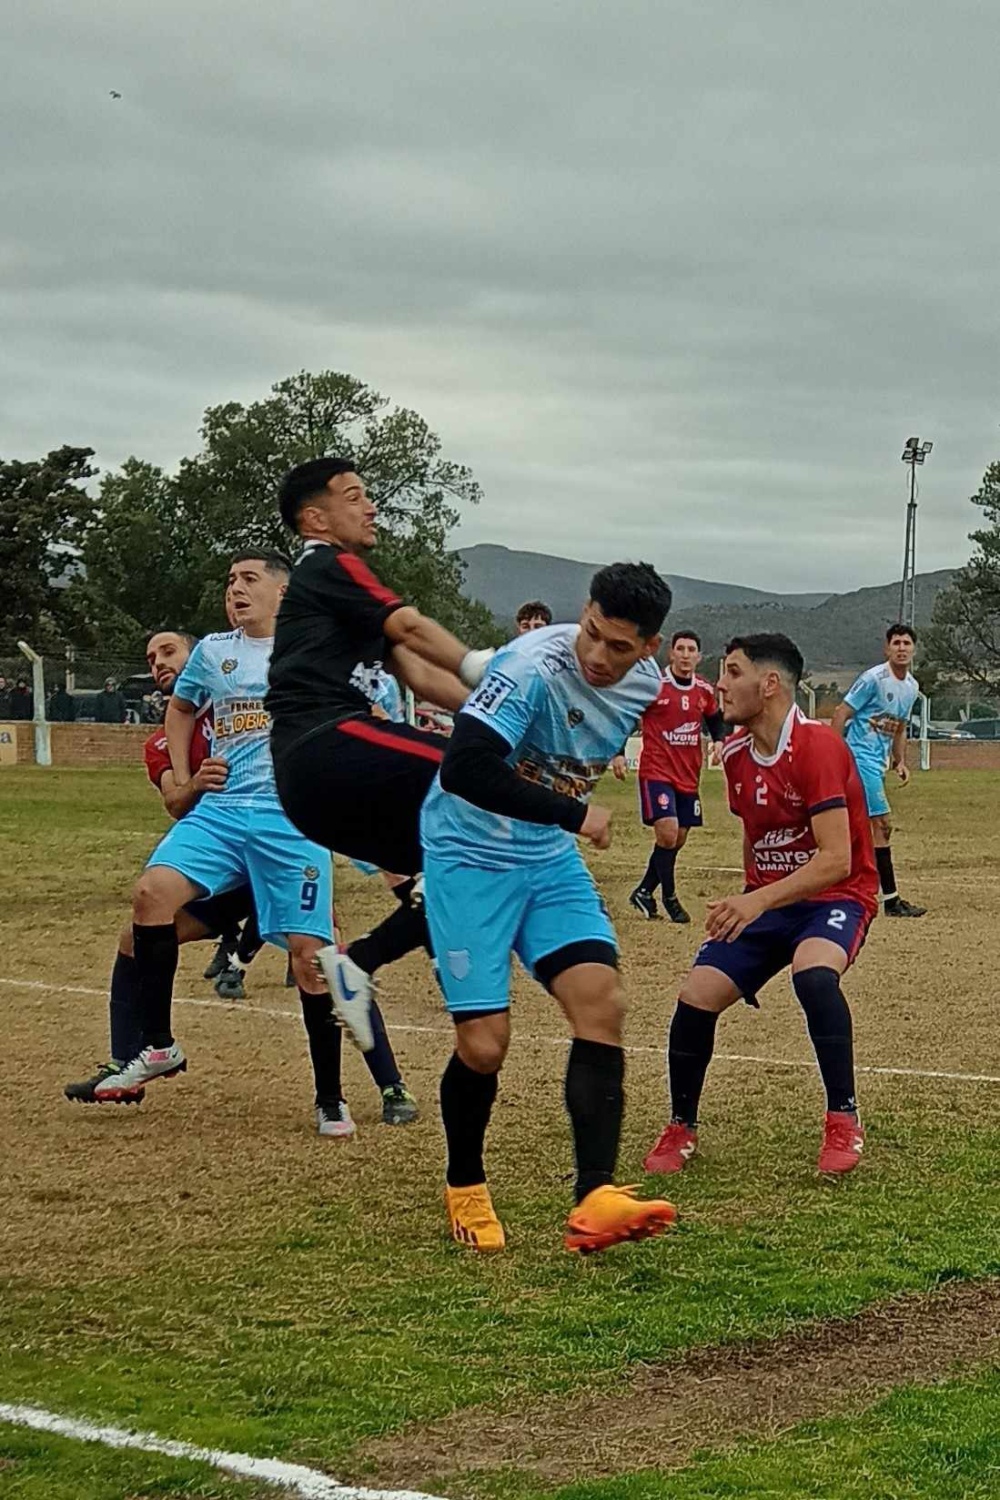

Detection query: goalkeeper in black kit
xmin=266 ymin=457 xmax=493 ymax=1050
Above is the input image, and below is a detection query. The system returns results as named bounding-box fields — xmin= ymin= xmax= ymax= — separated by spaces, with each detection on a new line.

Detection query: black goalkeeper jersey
xmin=267 ymin=541 xmax=404 ymax=759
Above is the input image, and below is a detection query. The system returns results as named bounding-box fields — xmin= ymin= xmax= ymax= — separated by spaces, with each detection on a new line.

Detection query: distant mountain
xmin=456 ymin=545 xmax=954 ymax=674
xmin=458 ymin=544 xmax=831 ymax=620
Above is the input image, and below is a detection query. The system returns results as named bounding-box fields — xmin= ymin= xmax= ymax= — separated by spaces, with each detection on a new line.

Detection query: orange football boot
xmin=564 ymin=1183 xmax=677 ymax=1254
xmin=445 ymin=1184 xmax=506 ymax=1252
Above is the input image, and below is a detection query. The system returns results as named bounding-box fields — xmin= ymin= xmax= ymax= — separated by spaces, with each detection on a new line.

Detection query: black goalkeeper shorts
xmin=274 ymin=717 xmax=448 ymax=876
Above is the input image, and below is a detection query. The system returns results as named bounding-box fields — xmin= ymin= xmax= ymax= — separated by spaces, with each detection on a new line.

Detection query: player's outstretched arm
xmin=384 ymin=607 xmax=493 ymax=687
xmin=388 ymin=644 xmax=469 ymax=713
xmin=706 ymin=808 xmax=852 ymax=941
xmin=440 ymin=716 xmax=592 ymax=835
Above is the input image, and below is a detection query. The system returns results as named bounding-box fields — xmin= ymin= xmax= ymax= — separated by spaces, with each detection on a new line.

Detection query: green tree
xmin=76 ymin=371 xmax=499 ymax=648
xmin=62 ymin=459 xmax=216 ymax=654
xmin=924 ymin=461 xmax=1000 ymax=692
xmin=0 ymin=446 xmax=97 ymax=649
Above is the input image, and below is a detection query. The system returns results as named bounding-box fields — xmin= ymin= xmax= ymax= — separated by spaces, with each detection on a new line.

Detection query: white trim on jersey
xmin=662 ymin=668 xmax=715 ymax=694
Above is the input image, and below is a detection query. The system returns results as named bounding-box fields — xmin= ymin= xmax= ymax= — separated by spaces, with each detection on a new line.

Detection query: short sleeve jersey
xmin=421 ymin=623 xmax=662 ymax=869
xmin=173 ymin=630 xmax=277 ymax=801
xmin=266 ymin=541 xmax=404 ymax=755
xmin=843 ymin=663 xmax=919 ymax=770
xmin=143 ymin=713 xmax=213 ymax=790
xmin=722 ymin=707 xmax=878 ymax=917
xmin=638 ymin=670 xmax=719 ymax=791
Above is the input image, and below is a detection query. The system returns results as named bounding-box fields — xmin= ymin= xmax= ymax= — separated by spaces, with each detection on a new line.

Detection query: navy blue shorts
xmin=693 ymin=898 xmax=871 ymax=1006
xmin=639 ymin=779 xmax=703 ymax=829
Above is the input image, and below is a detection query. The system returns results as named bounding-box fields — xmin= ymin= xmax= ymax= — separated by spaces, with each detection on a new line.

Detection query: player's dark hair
xmin=516 ymin=600 xmax=552 ymax=626
xmin=278 ymin=456 xmax=358 ymax=531
xmin=229 ymin=549 xmax=292 ymax=578
xmin=725 ymin=633 xmax=804 ymax=684
xmin=886 ymin=621 xmax=917 ymax=643
xmin=147 ymin=629 xmax=198 ymax=650
xmin=671 ymin=629 xmax=701 ymax=649
xmin=589 ymin=562 xmax=672 ymax=639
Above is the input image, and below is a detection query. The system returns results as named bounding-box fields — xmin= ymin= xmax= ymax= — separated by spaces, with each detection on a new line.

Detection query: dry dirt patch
xmin=360 ymin=1278 xmax=1000 ymax=1487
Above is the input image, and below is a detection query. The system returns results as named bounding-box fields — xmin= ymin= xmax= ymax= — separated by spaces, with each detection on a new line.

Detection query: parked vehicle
xmin=961 ymin=718 xmax=1000 ymax=740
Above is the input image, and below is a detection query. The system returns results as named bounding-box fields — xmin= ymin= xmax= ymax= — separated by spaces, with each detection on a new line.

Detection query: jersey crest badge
xmin=567 ymin=707 xmax=584 ymax=727
xmin=221 ymin=658 xmax=237 ymax=675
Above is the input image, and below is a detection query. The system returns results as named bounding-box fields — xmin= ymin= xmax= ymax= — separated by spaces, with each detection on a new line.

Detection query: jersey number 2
xmin=827 ymin=908 xmax=847 ymax=931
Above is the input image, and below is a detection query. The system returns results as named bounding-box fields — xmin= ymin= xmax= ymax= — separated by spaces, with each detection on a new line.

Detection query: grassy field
xmin=2 ymin=764 xmax=1000 ymax=1498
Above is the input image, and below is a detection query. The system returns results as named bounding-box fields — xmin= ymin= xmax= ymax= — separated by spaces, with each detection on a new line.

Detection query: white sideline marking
xmin=0 ymin=1401 xmax=442 ymax=1500
xmin=5 ymin=976 xmax=1000 ymax=1086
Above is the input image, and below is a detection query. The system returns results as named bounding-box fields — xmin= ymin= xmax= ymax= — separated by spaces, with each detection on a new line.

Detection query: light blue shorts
xmin=424 ymin=843 xmax=617 ymax=1015
xmin=854 ymin=757 xmax=890 ymax=818
xmin=147 ymin=795 xmax=333 ymax=947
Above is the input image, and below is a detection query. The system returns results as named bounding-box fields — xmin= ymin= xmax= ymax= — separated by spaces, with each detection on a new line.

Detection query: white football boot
xmin=93 ymin=1042 xmax=187 ymax=1101
xmin=314 ymin=947 xmax=375 ymax=1052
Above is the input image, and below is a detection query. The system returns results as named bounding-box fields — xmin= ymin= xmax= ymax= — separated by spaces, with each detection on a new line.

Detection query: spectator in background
xmin=0 ymin=677 xmax=9 ymax=717
xmin=516 ymin=600 xmax=553 ymax=634
xmin=94 ymin=677 xmax=127 ymax=724
xmin=48 ymin=685 xmax=77 ymax=723
xmin=8 ymin=680 xmax=33 ymax=720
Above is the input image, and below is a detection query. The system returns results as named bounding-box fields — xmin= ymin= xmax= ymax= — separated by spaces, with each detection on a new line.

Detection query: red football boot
xmin=817 ymin=1111 xmax=864 ymax=1174
xmin=643 ymin=1122 xmax=698 ymax=1175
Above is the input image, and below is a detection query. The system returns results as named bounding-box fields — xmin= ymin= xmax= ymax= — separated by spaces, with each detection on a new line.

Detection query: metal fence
xmin=0 ymin=647 xmax=160 ymax=726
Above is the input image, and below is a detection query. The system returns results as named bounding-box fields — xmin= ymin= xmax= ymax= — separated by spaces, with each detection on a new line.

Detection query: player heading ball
xmin=421 ymin=561 xmax=681 ymax=1253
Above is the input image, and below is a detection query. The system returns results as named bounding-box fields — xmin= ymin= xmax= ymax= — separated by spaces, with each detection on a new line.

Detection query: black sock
xmin=234 ymin=911 xmax=264 ymax=967
xmin=440 ymin=1052 xmax=498 ymax=1187
xmin=347 ymin=902 xmax=429 ymax=976
xmin=793 ymin=967 xmax=857 ymax=1115
xmin=654 ymin=846 xmax=679 ymax=900
xmin=109 ymin=951 xmax=143 ymax=1064
xmin=875 ymin=846 xmax=898 ymax=903
xmin=299 ymin=988 xmax=344 ymax=1107
xmin=361 ymin=998 xmax=402 ymax=1091
xmin=668 ymin=1001 xmax=718 ymax=1127
xmin=133 ymin=923 xmax=178 ymax=1049
xmin=639 ymin=853 xmax=660 ymax=894
xmin=565 ymin=1038 xmax=624 ymax=1203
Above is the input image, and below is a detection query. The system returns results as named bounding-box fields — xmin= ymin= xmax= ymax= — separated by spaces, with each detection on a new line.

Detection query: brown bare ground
xmin=360 ymin=1278 xmax=1000 ymax=1487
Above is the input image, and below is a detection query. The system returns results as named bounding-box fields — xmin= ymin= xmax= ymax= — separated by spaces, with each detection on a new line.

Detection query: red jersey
xmin=722 ymin=707 xmax=878 ymax=918
xmin=638 ymin=671 xmax=720 ymax=793
xmin=143 ymin=714 xmax=213 ymax=790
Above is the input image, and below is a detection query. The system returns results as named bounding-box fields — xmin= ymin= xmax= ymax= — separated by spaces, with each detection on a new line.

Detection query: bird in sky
xmin=109 ymin=90 xmax=121 ymax=99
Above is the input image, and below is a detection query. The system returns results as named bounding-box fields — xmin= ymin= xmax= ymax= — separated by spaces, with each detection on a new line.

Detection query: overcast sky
xmin=4 ymin=0 xmax=999 ymax=591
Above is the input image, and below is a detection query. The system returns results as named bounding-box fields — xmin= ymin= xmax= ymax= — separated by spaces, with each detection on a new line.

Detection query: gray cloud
xmin=3 ymin=0 xmax=999 ymax=591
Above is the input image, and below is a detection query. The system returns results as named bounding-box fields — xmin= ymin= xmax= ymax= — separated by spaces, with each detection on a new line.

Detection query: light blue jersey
xmin=152 ymin=627 xmax=333 ymax=944
xmin=174 ymin=631 xmax=277 ymax=801
xmin=421 ymin=623 xmax=661 ymax=869
xmin=372 ymin=669 xmax=404 ymax=723
xmin=844 ymin=663 xmax=919 ymax=771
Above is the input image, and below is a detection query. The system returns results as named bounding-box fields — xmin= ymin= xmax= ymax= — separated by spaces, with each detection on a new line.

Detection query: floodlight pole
xmin=899 ymin=456 xmax=918 ymax=626
xmin=899 ymin=438 xmax=931 ymax=627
